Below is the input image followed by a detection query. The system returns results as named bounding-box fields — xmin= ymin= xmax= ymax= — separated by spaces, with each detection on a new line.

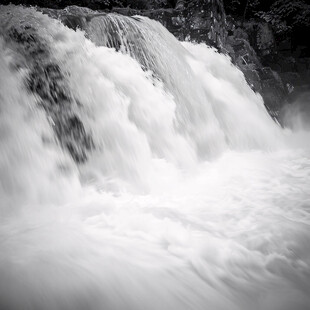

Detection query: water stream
xmin=0 ymin=5 xmax=310 ymax=310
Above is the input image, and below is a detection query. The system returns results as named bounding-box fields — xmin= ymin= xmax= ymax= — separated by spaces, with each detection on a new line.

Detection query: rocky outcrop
xmin=225 ymin=17 xmax=287 ymax=117
xmin=113 ymin=0 xmax=227 ymax=48
xmin=181 ymin=0 xmax=226 ymax=47
xmin=4 ymin=24 xmax=94 ymax=163
xmin=235 ymin=17 xmax=310 ymax=113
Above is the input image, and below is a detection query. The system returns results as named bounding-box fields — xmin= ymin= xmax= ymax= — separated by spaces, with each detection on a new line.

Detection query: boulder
xmin=4 ymin=24 xmax=94 ymax=163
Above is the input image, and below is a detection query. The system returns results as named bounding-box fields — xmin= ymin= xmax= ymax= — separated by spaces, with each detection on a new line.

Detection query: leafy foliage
xmin=224 ymin=0 xmax=310 ymax=34
xmin=256 ymin=0 xmax=310 ymax=35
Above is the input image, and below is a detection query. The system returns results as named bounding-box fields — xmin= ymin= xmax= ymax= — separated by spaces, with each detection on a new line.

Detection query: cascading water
xmin=86 ymin=12 xmax=282 ymax=156
xmin=0 ymin=5 xmax=310 ymax=310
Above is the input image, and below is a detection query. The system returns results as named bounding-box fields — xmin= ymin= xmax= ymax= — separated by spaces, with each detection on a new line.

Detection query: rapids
xmin=0 ymin=5 xmax=310 ymax=310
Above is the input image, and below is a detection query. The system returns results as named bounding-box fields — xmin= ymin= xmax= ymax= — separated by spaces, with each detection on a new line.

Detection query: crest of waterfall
xmin=86 ymin=13 xmax=283 ymax=155
xmin=87 ymin=13 xmax=228 ymax=159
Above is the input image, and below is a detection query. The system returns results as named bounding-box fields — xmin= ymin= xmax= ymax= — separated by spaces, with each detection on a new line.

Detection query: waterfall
xmin=86 ymin=12 xmax=282 ymax=155
xmin=0 ymin=5 xmax=310 ymax=310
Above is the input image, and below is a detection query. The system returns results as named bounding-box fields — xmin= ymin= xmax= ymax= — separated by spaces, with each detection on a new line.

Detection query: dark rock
xmin=243 ymin=20 xmax=275 ymax=57
xmin=3 ymin=24 xmax=94 ymax=163
xmin=112 ymin=0 xmax=227 ymax=48
xmin=183 ymin=0 xmax=226 ymax=47
xmin=54 ymin=116 xmax=94 ymax=163
xmin=225 ymin=16 xmax=289 ymax=117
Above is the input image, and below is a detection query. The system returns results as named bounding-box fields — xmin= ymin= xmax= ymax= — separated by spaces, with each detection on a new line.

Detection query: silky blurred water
xmin=0 ymin=5 xmax=310 ymax=310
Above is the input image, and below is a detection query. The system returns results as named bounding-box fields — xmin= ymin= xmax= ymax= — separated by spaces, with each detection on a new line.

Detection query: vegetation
xmin=224 ymin=0 xmax=310 ymax=53
xmin=224 ymin=0 xmax=310 ymax=32
xmin=258 ymin=1 xmax=310 ymax=34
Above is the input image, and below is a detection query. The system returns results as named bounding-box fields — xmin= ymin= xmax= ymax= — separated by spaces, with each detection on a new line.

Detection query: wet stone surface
xmin=6 ymin=25 xmax=94 ymax=163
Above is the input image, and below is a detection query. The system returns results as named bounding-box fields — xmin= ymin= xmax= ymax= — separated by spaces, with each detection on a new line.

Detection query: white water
xmin=0 ymin=5 xmax=310 ymax=310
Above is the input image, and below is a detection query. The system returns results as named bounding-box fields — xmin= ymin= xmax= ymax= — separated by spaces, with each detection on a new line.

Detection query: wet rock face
xmin=54 ymin=115 xmax=94 ymax=163
xmin=225 ymin=17 xmax=287 ymax=117
xmin=6 ymin=25 xmax=94 ymax=163
xmin=113 ymin=0 xmax=227 ymax=48
xmin=230 ymin=17 xmax=310 ymax=117
xmin=184 ymin=0 xmax=226 ymax=47
xmin=243 ymin=21 xmax=275 ymax=57
xmin=28 ymin=64 xmax=71 ymax=107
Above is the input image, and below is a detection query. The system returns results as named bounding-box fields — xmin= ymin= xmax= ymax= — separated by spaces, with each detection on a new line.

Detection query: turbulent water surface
xmin=0 ymin=5 xmax=310 ymax=310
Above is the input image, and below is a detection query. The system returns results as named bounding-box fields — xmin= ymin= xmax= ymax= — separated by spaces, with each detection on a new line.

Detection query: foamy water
xmin=0 ymin=5 xmax=310 ymax=310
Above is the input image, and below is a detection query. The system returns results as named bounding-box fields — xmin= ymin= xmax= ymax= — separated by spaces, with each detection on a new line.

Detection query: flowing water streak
xmin=0 ymin=5 xmax=310 ymax=310
xmin=86 ymin=13 xmax=283 ymax=156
